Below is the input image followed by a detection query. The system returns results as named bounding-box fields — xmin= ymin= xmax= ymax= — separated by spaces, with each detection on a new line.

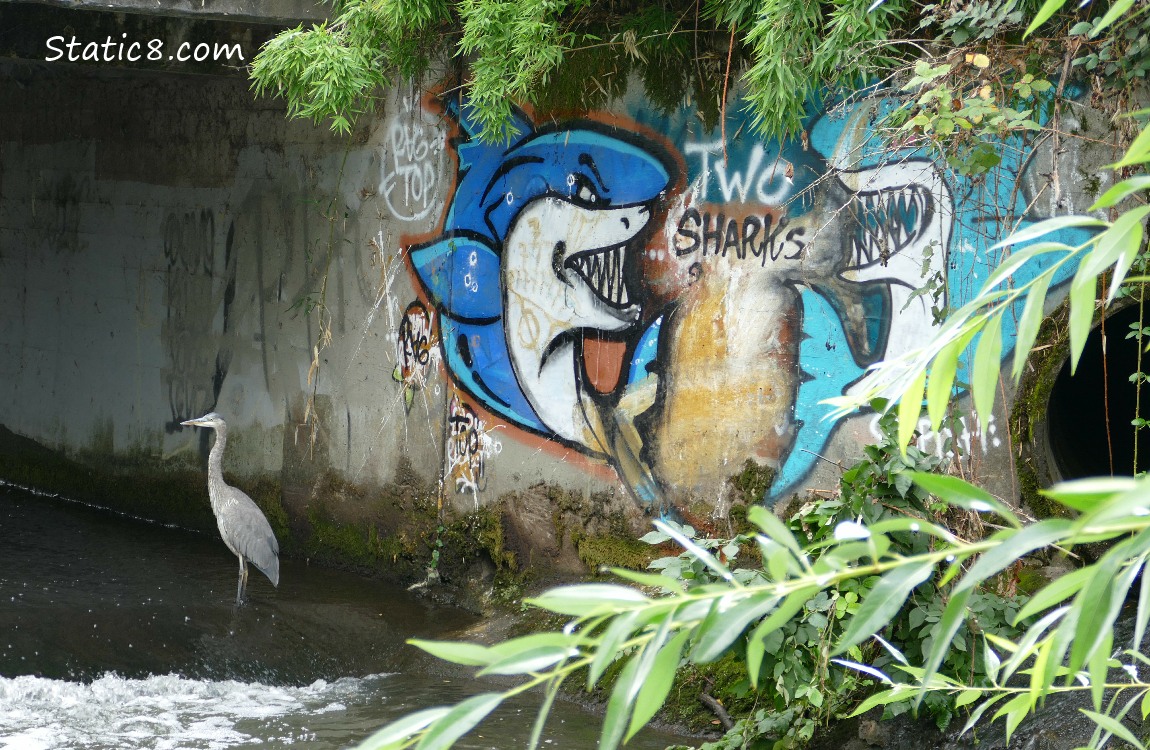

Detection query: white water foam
xmin=0 ymin=672 xmax=390 ymax=750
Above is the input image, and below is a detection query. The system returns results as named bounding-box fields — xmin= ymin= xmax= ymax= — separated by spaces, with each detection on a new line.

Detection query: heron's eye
xmin=569 ymin=174 xmax=601 ymax=207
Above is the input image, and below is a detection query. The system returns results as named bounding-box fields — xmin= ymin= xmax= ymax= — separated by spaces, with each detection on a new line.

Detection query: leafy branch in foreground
xmin=357 ymin=470 xmax=1150 ymax=750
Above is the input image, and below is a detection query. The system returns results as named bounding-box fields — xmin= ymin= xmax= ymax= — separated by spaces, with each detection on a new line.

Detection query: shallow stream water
xmin=0 ymin=484 xmax=690 ymax=749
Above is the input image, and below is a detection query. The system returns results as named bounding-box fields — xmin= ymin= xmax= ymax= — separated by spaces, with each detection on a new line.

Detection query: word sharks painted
xmin=403 ymin=92 xmax=1092 ymax=508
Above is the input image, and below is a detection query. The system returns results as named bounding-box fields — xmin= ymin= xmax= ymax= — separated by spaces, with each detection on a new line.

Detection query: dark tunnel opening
xmin=1047 ymin=302 xmax=1150 ymax=480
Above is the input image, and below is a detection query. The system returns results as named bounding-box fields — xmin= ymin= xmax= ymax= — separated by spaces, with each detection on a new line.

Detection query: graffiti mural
xmin=400 ymin=91 xmax=1093 ymax=507
xmin=446 ymin=394 xmax=501 ymax=500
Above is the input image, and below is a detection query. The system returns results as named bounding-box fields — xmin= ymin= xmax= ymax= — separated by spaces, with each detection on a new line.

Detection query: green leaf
xmin=868 ymin=517 xmax=958 ymax=543
xmin=993 ymin=692 xmax=1036 ymax=745
xmin=1076 ymin=482 xmax=1150 ymax=527
xmin=1110 ymin=213 xmax=1150 ymax=303
xmin=1134 ymin=555 xmax=1150 ymax=651
xmin=1090 ymin=175 xmax=1150 ymax=210
xmin=626 ymin=630 xmax=690 ymax=742
xmin=1014 ymin=565 xmax=1092 ymax=622
xmin=1013 ymin=269 xmax=1055 ymax=379
xmin=610 ymin=567 xmax=685 ymax=592
xmin=479 ymin=644 xmax=576 ymax=676
xmin=588 ymin=610 xmax=643 ymax=688
xmin=1000 ymin=606 xmax=1071 ymax=683
xmin=834 ymin=559 xmax=935 ymax=654
xmin=1090 ymin=0 xmax=1136 ymax=37
xmin=1068 ymin=551 xmax=1133 ymax=678
xmin=960 ymin=693 xmax=1008 ymax=734
xmin=527 ymin=678 xmax=562 ymax=750
xmin=960 ymin=521 xmax=1074 ymax=595
xmin=653 ymin=519 xmax=736 ymax=584
xmin=898 ymin=369 xmax=927 ymax=455
xmin=972 ymin=314 xmax=1003 ymax=436
xmin=748 ymin=505 xmax=803 ymax=555
xmin=955 ymin=689 xmax=982 ymax=708
xmin=600 ymin=615 xmax=672 ymax=750
xmin=359 ymin=707 xmax=450 ymax=750
xmin=918 ymin=584 xmax=974 ymax=698
xmin=984 ymin=638 xmax=1002 ymax=683
xmin=927 ymin=328 xmax=977 ymax=430
xmin=848 ymin=685 xmax=915 ymax=717
xmin=746 ymin=586 xmax=818 ymax=689
xmin=760 ymin=537 xmax=797 ymax=581
xmin=600 ymin=644 xmax=642 ymax=750
xmin=990 ymin=215 xmax=1107 ymax=250
xmin=415 ymin=692 xmax=503 ymax=750
xmin=408 ymin=640 xmax=492 ymax=667
xmin=1113 ymin=120 xmax=1150 ymax=169
xmin=486 ymin=633 xmax=580 ymax=659
xmin=1044 ymin=476 xmax=1138 ymax=511
xmin=528 ymin=584 xmax=649 ymax=616
xmin=1068 ymin=270 xmax=1097 ymax=375
xmin=981 ymin=242 xmax=1071 ymax=292
xmin=1080 ymin=205 xmax=1150 ymax=286
xmin=639 ymin=529 xmax=670 ymax=544
xmin=908 ymin=472 xmax=1019 ymax=526
xmin=593 ymin=607 xmax=657 ymax=690
xmin=1087 ymin=629 xmax=1113 ymax=711
xmin=691 ymin=590 xmax=781 ymax=663
xmin=1081 ymin=709 xmax=1147 ymax=750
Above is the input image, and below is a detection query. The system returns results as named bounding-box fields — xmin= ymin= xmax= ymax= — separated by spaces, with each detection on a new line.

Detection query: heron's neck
xmin=207 ymin=424 xmax=227 ymax=486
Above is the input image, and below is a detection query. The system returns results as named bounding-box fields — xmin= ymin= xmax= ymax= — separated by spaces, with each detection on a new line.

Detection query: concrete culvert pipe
xmin=1045 ymin=301 xmax=1150 ymax=480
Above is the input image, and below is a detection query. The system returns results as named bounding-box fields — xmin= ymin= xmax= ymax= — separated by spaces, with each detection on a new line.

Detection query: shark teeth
xmin=565 ymin=243 xmax=631 ymax=308
xmin=847 ymin=184 xmax=934 ymax=268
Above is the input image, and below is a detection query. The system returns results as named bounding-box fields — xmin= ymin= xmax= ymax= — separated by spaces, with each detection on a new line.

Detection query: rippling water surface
xmin=0 ymin=485 xmax=689 ymax=749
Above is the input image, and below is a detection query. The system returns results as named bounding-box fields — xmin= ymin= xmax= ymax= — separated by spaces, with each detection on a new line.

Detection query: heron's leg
xmin=236 ymin=556 xmax=247 ymax=605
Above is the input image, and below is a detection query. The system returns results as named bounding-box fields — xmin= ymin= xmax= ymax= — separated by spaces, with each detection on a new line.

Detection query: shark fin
xmin=409 ymin=235 xmax=502 ymax=323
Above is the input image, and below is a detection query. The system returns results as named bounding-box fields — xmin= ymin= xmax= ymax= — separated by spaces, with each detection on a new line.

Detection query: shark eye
xmin=568 ymin=173 xmax=601 ymax=207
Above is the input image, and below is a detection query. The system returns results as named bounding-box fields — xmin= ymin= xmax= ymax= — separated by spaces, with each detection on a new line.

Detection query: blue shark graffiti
xmin=409 ymin=97 xmax=676 ymax=466
xmin=404 ymin=91 xmax=1093 ymax=508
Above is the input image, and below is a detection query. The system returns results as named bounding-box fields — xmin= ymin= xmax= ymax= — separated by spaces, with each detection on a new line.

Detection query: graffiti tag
xmin=447 ymin=395 xmax=501 ymax=499
xmin=392 ymin=301 xmax=439 ymax=410
xmin=380 ymin=96 xmax=444 ymax=222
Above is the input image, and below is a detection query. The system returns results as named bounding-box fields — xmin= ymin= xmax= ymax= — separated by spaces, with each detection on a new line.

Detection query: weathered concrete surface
xmin=0 ymin=1 xmax=1120 ymax=582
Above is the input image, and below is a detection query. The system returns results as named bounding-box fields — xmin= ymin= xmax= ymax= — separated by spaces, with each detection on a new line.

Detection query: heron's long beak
xmin=181 ymin=418 xmax=209 ymax=427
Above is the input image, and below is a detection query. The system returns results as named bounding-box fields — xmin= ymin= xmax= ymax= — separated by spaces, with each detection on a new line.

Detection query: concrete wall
xmin=0 ymin=3 xmax=1113 ymax=569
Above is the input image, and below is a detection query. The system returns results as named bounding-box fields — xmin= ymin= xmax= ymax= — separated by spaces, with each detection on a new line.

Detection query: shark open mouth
xmin=847 ymin=184 xmax=934 ymax=269
xmin=564 ymin=243 xmax=631 ymax=308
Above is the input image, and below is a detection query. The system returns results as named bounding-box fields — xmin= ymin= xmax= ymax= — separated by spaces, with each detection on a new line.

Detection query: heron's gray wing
xmin=217 ymin=487 xmax=280 ymax=587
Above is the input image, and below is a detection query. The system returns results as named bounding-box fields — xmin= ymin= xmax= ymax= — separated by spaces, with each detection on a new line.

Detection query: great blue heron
xmin=181 ymin=412 xmax=280 ymax=604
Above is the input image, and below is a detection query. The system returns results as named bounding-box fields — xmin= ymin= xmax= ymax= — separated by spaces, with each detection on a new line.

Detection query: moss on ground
xmin=571 ymin=531 xmax=654 ymax=572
